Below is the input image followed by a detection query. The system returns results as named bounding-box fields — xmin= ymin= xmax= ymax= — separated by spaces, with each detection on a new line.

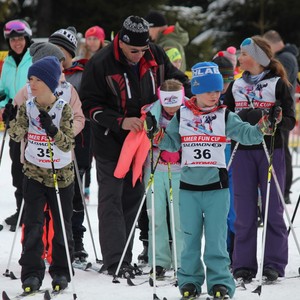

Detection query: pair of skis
xmin=2 ymin=289 xmax=63 ymax=300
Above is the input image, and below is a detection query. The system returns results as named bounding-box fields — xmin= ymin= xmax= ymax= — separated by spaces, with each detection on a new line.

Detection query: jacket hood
xmin=158 ymin=22 xmax=189 ymax=47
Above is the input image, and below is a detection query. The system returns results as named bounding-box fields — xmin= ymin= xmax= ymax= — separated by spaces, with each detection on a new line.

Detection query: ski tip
xmin=2 ymin=291 xmax=10 ymax=300
xmin=126 ymin=277 xmax=135 ymax=286
xmin=44 ymin=290 xmax=51 ymax=300
xmin=252 ymin=285 xmax=262 ymax=295
xmin=9 ymin=271 xmax=17 ymax=280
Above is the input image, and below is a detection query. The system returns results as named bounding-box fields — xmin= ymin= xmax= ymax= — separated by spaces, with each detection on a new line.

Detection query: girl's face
xmin=163 ymin=105 xmax=181 ymax=116
xmin=29 ymin=76 xmax=52 ymax=97
xmin=9 ymin=36 xmax=26 ymax=54
xmin=196 ymin=91 xmax=221 ymax=108
xmin=86 ymin=36 xmax=102 ymax=53
xmin=238 ymin=50 xmax=261 ymax=73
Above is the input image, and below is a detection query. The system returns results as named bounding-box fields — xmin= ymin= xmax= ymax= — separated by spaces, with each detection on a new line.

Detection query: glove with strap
xmin=257 ymin=106 xmax=282 ymax=135
xmin=2 ymin=100 xmax=17 ymax=123
xmin=144 ymin=111 xmax=158 ymax=139
xmin=39 ymin=109 xmax=58 ymax=138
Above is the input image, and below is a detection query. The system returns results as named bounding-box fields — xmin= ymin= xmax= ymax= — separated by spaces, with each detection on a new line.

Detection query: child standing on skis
xmin=146 ymin=61 xmax=281 ymax=299
xmin=143 ymin=79 xmax=184 ymax=277
xmin=6 ymin=56 xmax=75 ymax=293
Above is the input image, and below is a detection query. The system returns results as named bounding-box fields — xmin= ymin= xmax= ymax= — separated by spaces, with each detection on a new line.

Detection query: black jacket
xmin=224 ymin=71 xmax=295 ymax=150
xmin=80 ymin=34 xmax=191 ymax=160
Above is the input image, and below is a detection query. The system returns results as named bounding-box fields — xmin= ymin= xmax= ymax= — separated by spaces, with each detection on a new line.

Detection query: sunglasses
xmin=4 ymin=20 xmax=32 ymax=36
xmin=129 ymin=46 xmax=149 ymax=54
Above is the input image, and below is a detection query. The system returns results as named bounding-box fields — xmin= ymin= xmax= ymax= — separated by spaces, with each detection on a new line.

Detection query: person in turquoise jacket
xmin=143 ymin=79 xmax=184 ymax=278
xmin=149 ymin=61 xmax=282 ymax=299
xmin=0 ymin=19 xmax=33 ymax=231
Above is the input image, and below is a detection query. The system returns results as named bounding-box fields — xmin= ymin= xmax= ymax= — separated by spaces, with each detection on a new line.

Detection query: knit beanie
xmin=144 ymin=11 xmax=167 ymax=27
xmin=240 ymin=37 xmax=270 ymax=67
xmin=165 ymin=48 xmax=182 ymax=63
xmin=49 ymin=26 xmax=78 ymax=58
xmin=85 ymin=26 xmax=105 ymax=42
xmin=119 ymin=16 xmax=149 ymax=46
xmin=213 ymin=46 xmax=237 ymax=69
xmin=27 ymin=56 xmax=61 ymax=93
xmin=212 ymin=56 xmax=234 ymax=83
xmin=191 ymin=62 xmax=224 ymax=95
xmin=30 ymin=42 xmax=65 ymax=63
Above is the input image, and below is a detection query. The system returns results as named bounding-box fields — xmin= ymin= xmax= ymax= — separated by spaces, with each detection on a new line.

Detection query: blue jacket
xmin=0 ymin=50 xmax=32 ymax=108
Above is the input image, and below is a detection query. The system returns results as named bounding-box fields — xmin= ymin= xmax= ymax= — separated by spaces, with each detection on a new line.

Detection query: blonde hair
xmin=252 ymin=35 xmax=290 ymax=86
xmin=160 ymin=79 xmax=183 ymax=92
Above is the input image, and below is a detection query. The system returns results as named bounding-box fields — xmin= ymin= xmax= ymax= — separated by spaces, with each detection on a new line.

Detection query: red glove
xmin=160 ymin=150 xmax=180 ymax=163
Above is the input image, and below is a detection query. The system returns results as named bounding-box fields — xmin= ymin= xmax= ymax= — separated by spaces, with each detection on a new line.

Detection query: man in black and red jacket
xmin=80 ymin=15 xmax=191 ymax=278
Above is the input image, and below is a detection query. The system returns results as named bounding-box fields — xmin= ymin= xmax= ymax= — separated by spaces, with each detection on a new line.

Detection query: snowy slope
xmin=0 ymin=130 xmax=300 ymax=300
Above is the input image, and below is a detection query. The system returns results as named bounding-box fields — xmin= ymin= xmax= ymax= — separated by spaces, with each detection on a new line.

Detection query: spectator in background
xmin=80 ymin=26 xmax=106 ymax=60
xmin=80 ymin=15 xmax=191 ymax=278
xmin=0 ymin=19 xmax=33 ymax=231
xmin=165 ymin=47 xmax=182 ymax=70
xmin=145 ymin=11 xmax=189 ymax=72
xmin=263 ymin=30 xmax=299 ymax=204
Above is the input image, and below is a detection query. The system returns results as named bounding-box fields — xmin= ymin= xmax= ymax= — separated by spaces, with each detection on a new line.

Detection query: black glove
xmin=39 ymin=109 xmax=58 ymax=137
xmin=2 ymin=100 xmax=17 ymax=123
xmin=144 ymin=112 xmax=157 ymax=139
xmin=268 ymin=106 xmax=282 ymax=127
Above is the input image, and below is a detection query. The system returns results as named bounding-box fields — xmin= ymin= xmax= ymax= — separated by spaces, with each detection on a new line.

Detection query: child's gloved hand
xmin=39 ymin=110 xmax=58 ymax=137
xmin=257 ymin=106 xmax=282 ymax=135
xmin=268 ymin=106 xmax=282 ymax=126
xmin=144 ymin=112 xmax=158 ymax=139
xmin=160 ymin=150 xmax=180 ymax=163
xmin=2 ymin=100 xmax=17 ymax=123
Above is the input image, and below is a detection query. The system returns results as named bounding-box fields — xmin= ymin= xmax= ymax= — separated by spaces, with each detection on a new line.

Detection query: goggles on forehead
xmin=4 ymin=20 xmax=32 ymax=37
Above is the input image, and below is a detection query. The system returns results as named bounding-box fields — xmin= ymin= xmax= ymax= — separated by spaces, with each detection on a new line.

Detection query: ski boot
xmin=74 ymin=242 xmax=89 ymax=262
xmin=233 ymin=268 xmax=255 ymax=283
xmin=5 ymin=211 xmax=19 ymax=226
xmin=263 ymin=268 xmax=278 ymax=281
xmin=52 ymin=275 xmax=68 ymax=291
xmin=22 ymin=276 xmax=41 ymax=293
xmin=212 ymin=285 xmax=229 ymax=299
xmin=180 ymin=283 xmax=198 ymax=299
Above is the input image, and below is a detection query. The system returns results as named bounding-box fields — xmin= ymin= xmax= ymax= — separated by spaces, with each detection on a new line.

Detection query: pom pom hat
xmin=212 ymin=56 xmax=234 ymax=83
xmin=27 ymin=56 xmax=61 ymax=93
xmin=119 ymin=16 xmax=149 ymax=46
xmin=191 ymin=62 xmax=224 ymax=95
xmin=85 ymin=26 xmax=105 ymax=42
xmin=49 ymin=26 xmax=78 ymax=58
xmin=213 ymin=46 xmax=237 ymax=69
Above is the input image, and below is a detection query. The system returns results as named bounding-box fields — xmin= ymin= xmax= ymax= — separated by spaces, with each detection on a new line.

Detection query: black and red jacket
xmin=80 ymin=33 xmax=191 ymax=161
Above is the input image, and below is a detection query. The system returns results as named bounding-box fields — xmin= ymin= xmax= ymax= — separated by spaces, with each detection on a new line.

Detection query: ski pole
xmin=288 ymin=194 xmax=300 ymax=235
xmin=46 ymin=136 xmax=77 ymax=299
xmin=112 ymin=148 xmax=161 ymax=284
xmin=167 ymin=162 xmax=178 ymax=281
xmin=73 ymin=155 xmax=102 ymax=263
xmin=0 ymin=99 xmax=13 ymax=167
xmin=3 ymin=199 xmax=25 ymax=280
xmin=253 ymin=121 xmax=277 ymax=296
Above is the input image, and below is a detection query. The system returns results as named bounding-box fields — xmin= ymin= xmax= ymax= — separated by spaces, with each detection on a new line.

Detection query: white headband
xmin=159 ymin=88 xmax=184 ymax=107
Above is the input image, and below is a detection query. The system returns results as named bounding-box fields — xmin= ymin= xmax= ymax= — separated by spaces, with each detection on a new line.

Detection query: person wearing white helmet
xmin=0 ymin=19 xmax=33 ymax=231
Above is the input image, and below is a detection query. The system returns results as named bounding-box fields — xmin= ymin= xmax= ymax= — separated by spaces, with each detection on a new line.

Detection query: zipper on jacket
xmin=124 ymin=73 xmax=132 ymax=99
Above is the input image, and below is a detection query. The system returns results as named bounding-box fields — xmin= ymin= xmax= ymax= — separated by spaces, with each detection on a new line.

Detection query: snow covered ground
xmin=0 ymin=130 xmax=300 ymax=300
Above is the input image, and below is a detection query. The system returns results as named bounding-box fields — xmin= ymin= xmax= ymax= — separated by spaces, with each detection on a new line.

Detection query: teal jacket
xmin=0 ymin=50 xmax=32 ymax=108
xmin=159 ymin=104 xmax=264 ymax=188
